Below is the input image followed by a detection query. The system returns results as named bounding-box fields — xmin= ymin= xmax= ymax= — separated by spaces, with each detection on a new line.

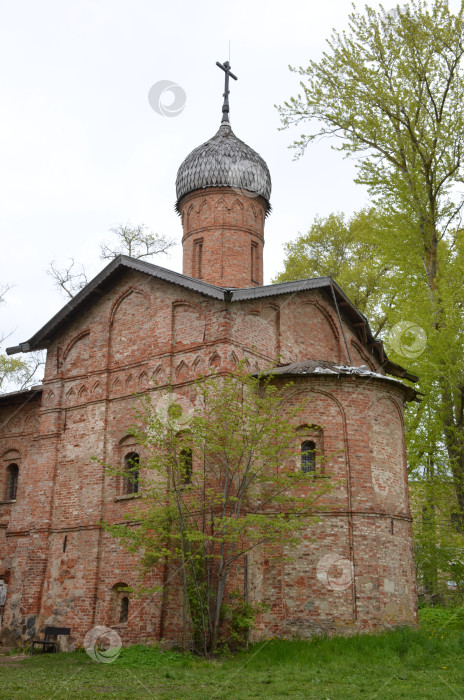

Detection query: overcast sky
xmin=1 ymin=0 xmax=461 ymax=356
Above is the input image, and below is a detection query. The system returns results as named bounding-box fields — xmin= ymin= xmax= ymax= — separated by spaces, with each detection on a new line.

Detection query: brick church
xmin=0 ymin=64 xmax=418 ymax=647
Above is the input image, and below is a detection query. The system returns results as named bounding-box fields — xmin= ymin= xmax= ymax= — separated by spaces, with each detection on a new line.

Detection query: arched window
xmin=180 ymin=448 xmax=193 ymax=484
xmin=301 ymin=441 xmax=316 ymax=474
xmin=120 ymin=596 xmax=129 ymax=623
xmin=124 ymin=452 xmax=139 ymax=495
xmin=6 ymin=464 xmax=18 ymax=500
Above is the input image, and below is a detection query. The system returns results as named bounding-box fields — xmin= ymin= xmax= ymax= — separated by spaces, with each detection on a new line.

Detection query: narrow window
xmin=111 ymin=582 xmax=130 ymax=625
xmin=194 ymin=239 xmax=203 ymax=279
xmin=180 ymin=447 xmax=193 ymax=484
xmin=124 ymin=452 xmax=139 ymax=495
xmin=120 ymin=596 xmax=129 ymax=623
xmin=301 ymin=441 xmax=316 ymax=474
xmin=251 ymin=242 xmax=258 ymax=283
xmin=6 ymin=464 xmax=18 ymax=500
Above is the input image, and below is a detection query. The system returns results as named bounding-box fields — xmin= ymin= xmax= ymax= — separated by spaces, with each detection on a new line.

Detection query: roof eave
xmin=5 ymin=261 xmax=418 ymax=386
xmin=6 ymin=256 xmax=225 ymax=354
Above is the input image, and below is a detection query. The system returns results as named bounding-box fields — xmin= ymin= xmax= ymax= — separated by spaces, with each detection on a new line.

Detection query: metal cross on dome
xmin=216 ymin=60 xmax=238 ymax=124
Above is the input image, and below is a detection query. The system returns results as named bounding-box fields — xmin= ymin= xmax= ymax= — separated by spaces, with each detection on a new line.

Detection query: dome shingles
xmin=175 ymin=123 xmax=272 ymax=213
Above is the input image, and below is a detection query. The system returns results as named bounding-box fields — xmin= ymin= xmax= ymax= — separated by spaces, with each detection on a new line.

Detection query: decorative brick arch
xmin=214 ymin=197 xmax=228 ymax=226
xmin=301 ymin=300 xmax=340 ymax=340
xmin=351 ymin=339 xmax=376 ymax=371
xmin=284 ymin=384 xmax=350 ymax=482
xmin=6 ymin=414 xmax=24 ymax=434
xmin=109 ymin=287 xmax=150 ymax=325
xmin=175 ymin=360 xmax=190 ymax=380
xmin=229 ymin=198 xmax=244 ymax=226
xmin=185 ymin=203 xmax=195 ymax=232
xmin=292 ymin=300 xmax=342 ymax=363
xmin=197 ymin=197 xmax=210 ymax=215
xmin=24 ymin=413 xmax=40 ymax=435
xmin=2 ymin=448 xmax=21 ymax=461
xmin=110 ymin=288 xmax=151 ymax=365
xmin=62 ymin=330 xmax=90 ymax=376
xmin=367 ymin=393 xmax=407 ymax=513
xmin=209 ymin=351 xmax=221 ymax=369
xmin=261 ymin=303 xmax=279 ymax=358
xmin=288 ymin=386 xmax=348 ymax=438
xmin=63 ymin=330 xmax=90 ymax=361
xmin=172 ymin=301 xmax=206 ymax=348
xmin=233 ymin=304 xmax=279 ymax=359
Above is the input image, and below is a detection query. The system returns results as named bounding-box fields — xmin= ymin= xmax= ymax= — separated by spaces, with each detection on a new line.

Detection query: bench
xmin=30 ymin=626 xmax=71 ymax=654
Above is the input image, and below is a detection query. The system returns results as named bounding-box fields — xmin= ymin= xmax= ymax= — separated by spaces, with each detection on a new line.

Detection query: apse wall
xmin=250 ymin=374 xmax=417 ymax=639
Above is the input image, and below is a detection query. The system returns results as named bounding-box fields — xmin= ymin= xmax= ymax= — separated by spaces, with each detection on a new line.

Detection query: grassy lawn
xmin=1 ymin=609 xmax=464 ymax=699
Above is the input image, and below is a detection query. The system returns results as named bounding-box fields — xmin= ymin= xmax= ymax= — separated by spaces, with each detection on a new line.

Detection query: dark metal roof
xmin=5 ymin=255 xmax=417 ymax=384
xmin=6 ymin=256 xmax=224 ymax=355
xmin=175 ymin=123 xmax=272 ymax=213
xmin=0 ymin=385 xmax=42 ymax=403
xmin=258 ymin=361 xmax=419 ymax=402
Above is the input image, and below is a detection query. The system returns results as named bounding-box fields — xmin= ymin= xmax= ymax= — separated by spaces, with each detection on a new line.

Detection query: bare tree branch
xmin=100 ymin=223 xmax=175 ymax=261
xmin=47 ymin=259 xmax=89 ymax=299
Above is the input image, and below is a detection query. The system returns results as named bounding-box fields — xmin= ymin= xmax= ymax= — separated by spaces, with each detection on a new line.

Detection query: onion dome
xmin=175 ymin=122 xmax=272 ymax=214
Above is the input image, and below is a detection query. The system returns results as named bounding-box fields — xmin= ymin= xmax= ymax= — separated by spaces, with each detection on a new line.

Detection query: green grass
xmin=1 ymin=614 xmax=464 ymax=699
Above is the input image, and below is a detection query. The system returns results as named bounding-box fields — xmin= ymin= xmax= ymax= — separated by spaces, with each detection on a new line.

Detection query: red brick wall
xmin=0 ymin=268 xmax=417 ymax=647
xmin=180 ymin=187 xmax=266 ymax=287
xmin=250 ymin=376 xmax=417 ymax=639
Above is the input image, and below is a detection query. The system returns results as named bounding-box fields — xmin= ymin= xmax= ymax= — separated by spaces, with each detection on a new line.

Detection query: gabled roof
xmin=6 ymin=255 xmax=418 ymax=383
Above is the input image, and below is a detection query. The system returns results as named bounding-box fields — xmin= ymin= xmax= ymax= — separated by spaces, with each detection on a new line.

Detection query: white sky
xmin=1 ymin=0 xmax=461 ymax=354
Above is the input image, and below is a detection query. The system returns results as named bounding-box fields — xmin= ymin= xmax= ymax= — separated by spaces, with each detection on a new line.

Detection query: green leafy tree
xmin=278 ymin=0 xmax=464 ymax=528
xmin=411 ymin=472 xmax=464 ymax=603
xmin=278 ymin=0 xmax=464 ymax=288
xmin=274 ymin=209 xmax=405 ymax=337
xmin=275 ymin=208 xmax=464 ymax=599
xmin=104 ymin=367 xmax=332 ymax=655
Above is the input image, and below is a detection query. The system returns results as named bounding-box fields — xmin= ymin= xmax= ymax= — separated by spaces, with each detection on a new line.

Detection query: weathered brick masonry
xmin=0 ymin=111 xmax=418 ymax=647
xmin=181 ymin=187 xmax=267 ymax=287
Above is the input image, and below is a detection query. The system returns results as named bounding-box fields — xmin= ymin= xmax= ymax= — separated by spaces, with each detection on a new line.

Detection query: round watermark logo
xmin=148 ymin=80 xmax=186 ymax=117
xmin=316 ymin=553 xmax=354 ymax=591
xmin=228 ymin=159 xmax=262 ymax=199
xmin=84 ymin=625 xmax=122 ymax=663
xmin=154 ymin=392 xmax=194 ymax=431
xmin=388 ymin=321 xmax=427 ymax=359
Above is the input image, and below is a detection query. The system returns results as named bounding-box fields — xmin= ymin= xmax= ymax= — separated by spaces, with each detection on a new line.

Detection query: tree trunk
xmin=209 ymin=559 xmax=227 ymax=655
xmin=441 ymin=385 xmax=464 ymax=527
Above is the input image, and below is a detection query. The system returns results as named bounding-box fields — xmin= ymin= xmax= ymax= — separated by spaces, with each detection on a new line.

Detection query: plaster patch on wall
xmin=384 ymin=578 xmax=395 ymax=593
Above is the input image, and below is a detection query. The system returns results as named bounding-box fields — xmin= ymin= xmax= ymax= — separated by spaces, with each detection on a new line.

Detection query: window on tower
xmin=251 ymin=242 xmax=258 ymax=283
xmin=194 ymin=238 xmax=203 ymax=279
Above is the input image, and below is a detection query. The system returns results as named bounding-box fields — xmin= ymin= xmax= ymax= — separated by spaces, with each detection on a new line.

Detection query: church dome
xmin=175 ymin=122 xmax=272 ymax=213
